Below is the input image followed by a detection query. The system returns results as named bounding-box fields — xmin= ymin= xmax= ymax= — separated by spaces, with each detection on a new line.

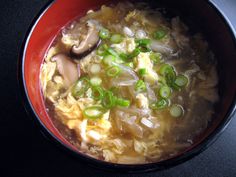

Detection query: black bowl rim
xmin=18 ymin=0 xmax=236 ymax=173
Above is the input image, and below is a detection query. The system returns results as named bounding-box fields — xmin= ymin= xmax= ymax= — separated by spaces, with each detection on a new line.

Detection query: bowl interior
xmin=22 ymin=0 xmax=236 ymax=171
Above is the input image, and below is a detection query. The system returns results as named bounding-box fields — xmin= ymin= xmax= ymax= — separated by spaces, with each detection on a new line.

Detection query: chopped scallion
xmin=97 ymin=44 xmax=108 ymax=56
xmin=135 ymin=38 xmax=151 ymax=46
xmin=166 ymin=70 xmax=177 ymax=88
xmin=138 ymin=68 xmax=147 ymax=77
xmin=159 ymin=64 xmax=176 ymax=87
xmin=99 ymin=28 xmax=110 ymax=39
xmin=138 ymin=46 xmax=151 ymax=52
xmin=135 ymin=38 xmax=151 ymax=53
xmin=135 ymin=80 xmax=146 ymax=92
xmin=170 ymin=104 xmax=184 ymax=117
xmin=83 ymin=106 xmax=106 ymax=119
xmin=102 ymin=55 xmax=116 ymax=65
xmin=174 ymin=75 xmax=188 ymax=87
xmin=153 ymin=29 xmax=167 ymax=40
xmin=92 ymin=86 xmax=104 ymax=101
xmin=90 ymin=77 xmax=102 ymax=86
xmin=89 ymin=63 xmax=101 ymax=74
xmin=72 ymin=77 xmax=90 ymax=99
xmin=150 ymin=99 xmax=169 ymax=110
xmin=110 ymin=34 xmax=123 ymax=44
xmin=102 ymin=91 xmax=115 ymax=109
xmin=106 ymin=66 xmax=121 ymax=77
xmin=116 ymin=97 xmax=131 ymax=107
xmin=159 ymin=64 xmax=173 ymax=76
xmin=159 ymin=85 xmax=171 ymax=98
xmin=124 ymin=62 xmax=134 ymax=68
xmin=150 ymin=52 xmax=162 ymax=64
xmin=119 ymin=53 xmax=129 ymax=61
xmin=128 ymin=48 xmax=141 ymax=58
xmin=107 ymin=48 xmax=120 ymax=59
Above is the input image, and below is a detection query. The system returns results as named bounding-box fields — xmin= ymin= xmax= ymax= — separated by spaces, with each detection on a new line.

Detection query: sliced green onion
xmin=72 ymin=77 xmax=90 ymax=99
xmin=150 ymin=52 xmax=162 ymax=64
xmin=174 ymin=75 xmax=188 ymax=87
xmin=102 ymin=91 xmax=115 ymax=109
xmin=119 ymin=53 xmax=129 ymax=61
xmin=135 ymin=80 xmax=146 ymax=92
xmin=170 ymin=104 xmax=184 ymax=117
xmin=92 ymin=86 xmax=104 ymax=101
xmin=166 ymin=71 xmax=177 ymax=88
xmin=107 ymin=48 xmax=120 ymax=59
xmin=106 ymin=66 xmax=121 ymax=77
xmin=124 ymin=62 xmax=134 ymax=68
xmin=158 ymin=76 xmax=167 ymax=85
xmin=159 ymin=64 xmax=173 ymax=76
xmin=135 ymin=39 xmax=151 ymax=53
xmin=102 ymin=55 xmax=116 ymax=65
xmin=153 ymin=29 xmax=167 ymax=40
xmin=97 ymin=44 xmax=108 ymax=56
xmin=159 ymin=64 xmax=176 ymax=87
xmin=138 ymin=68 xmax=147 ymax=77
xmin=138 ymin=46 xmax=151 ymax=53
xmin=159 ymin=85 xmax=171 ymax=98
xmin=90 ymin=77 xmax=102 ymax=86
xmin=116 ymin=97 xmax=131 ymax=107
xmin=128 ymin=48 xmax=141 ymax=58
xmin=150 ymin=99 xmax=169 ymax=110
xmin=135 ymin=38 xmax=151 ymax=46
xmin=120 ymin=48 xmax=141 ymax=62
xmin=99 ymin=28 xmax=110 ymax=39
xmin=110 ymin=34 xmax=123 ymax=44
xmin=89 ymin=63 xmax=101 ymax=74
xmin=83 ymin=106 xmax=106 ymax=119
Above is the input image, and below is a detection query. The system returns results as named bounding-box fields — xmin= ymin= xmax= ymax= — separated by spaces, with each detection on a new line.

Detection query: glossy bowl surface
xmin=19 ymin=0 xmax=236 ymax=172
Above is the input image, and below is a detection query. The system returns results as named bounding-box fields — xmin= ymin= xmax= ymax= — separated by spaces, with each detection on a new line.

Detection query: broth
xmin=40 ymin=2 xmax=219 ymax=164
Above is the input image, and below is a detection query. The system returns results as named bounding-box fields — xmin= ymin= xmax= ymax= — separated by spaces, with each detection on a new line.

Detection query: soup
xmin=40 ymin=2 xmax=219 ymax=164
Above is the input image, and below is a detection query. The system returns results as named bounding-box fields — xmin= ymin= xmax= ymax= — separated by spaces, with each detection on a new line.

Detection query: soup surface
xmin=40 ymin=2 xmax=219 ymax=164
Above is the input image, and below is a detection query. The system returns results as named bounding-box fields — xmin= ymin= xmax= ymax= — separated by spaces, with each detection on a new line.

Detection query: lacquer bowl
xmin=19 ymin=0 xmax=236 ymax=173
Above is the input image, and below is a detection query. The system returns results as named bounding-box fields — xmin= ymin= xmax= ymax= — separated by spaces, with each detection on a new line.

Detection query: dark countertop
xmin=0 ymin=0 xmax=235 ymax=176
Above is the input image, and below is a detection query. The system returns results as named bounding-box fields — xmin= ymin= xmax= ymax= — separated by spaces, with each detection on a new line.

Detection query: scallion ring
xmin=90 ymin=77 xmax=102 ymax=86
xmin=138 ymin=68 xmax=147 ymax=77
xmin=97 ymin=44 xmax=108 ymax=56
xmin=128 ymin=48 xmax=141 ymax=58
xmin=135 ymin=38 xmax=151 ymax=46
xmin=110 ymin=34 xmax=123 ymax=44
xmin=116 ymin=97 xmax=131 ymax=107
xmin=153 ymin=29 xmax=167 ymax=40
xmin=174 ymin=75 xmax=188 ymax=87
xmin=92 ymin=86 xmax=104 ymax=101
xmin=135 ymin=80 xmax=146 ymax=92
xmin=72 ymin=77 xmax=90 ymax=99
xmin=83 ymin=106 xmax=106 ymax=119
xmin=150 ymin=52 xmax=162 ymax=64
xmin=102 ymin=55 xmax=116 ymax=66
xmin=102 ymin=91 xmax=116 ymax=109
xmin=150 ymin=99 xmax=169 ymax=110
xmin=159 ymin=85 xmax=171 ymax=98
xmin=170 ymin=104 xmax=184 ymax=117
xmin=106 ymin=66 xmax=121 ymax=77
xmin=159 ymin=64 xmax=173 ymax=76
xmin=99 ymin=28 xmax=110 ymax=39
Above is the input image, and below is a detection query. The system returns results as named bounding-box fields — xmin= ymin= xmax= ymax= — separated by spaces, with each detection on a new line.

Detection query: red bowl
xmin=19 ymin=0 xmax=236 ymax=172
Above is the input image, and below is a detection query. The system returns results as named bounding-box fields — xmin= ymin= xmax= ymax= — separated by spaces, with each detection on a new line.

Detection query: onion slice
xmin=112 ymin=62 xmax=139 ymax=80
xmin=113 ymin=79 xmax=137 ymax=86
xmin=150 ymin=40 xmax=173 ymax=54
xmin=146 ymin=83 xmax=157 ymax=102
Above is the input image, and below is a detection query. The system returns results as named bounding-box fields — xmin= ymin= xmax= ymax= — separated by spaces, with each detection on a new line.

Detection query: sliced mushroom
xmin=52 ymin=54 xmax=79 ymax=88
xmin=71 ymin=21 xmax=100 ymax=58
